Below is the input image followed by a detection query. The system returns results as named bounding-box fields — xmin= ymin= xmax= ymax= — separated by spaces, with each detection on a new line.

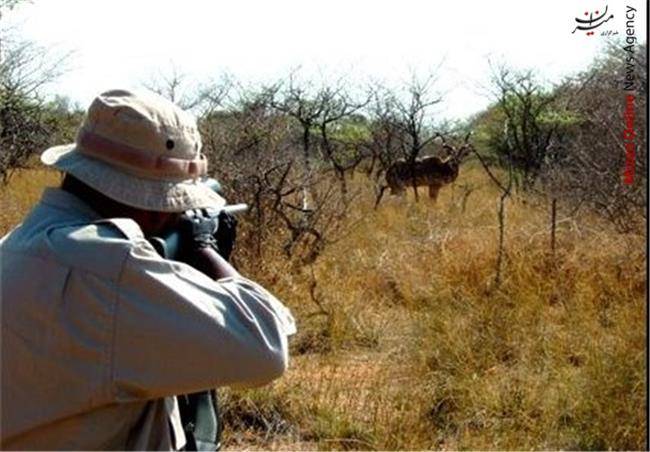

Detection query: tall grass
xmin=0 ymin=167 xmax=62 ymax=236
xmin=1 ymin=163 xmax=645 ymax=450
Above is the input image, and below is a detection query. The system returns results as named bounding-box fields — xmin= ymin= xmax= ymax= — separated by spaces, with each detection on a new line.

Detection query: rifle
xmin=149 ymin=178 xmax=248 ymax=261
xmin=148 ymin=177 xmax=247 ymax=451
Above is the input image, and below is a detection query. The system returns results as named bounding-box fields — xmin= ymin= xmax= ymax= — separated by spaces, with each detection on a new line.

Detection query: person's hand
xmin=177 ymin=210 xmax=219 ymax=260
xmin=176 ymin=210 xmax=240 ymax=280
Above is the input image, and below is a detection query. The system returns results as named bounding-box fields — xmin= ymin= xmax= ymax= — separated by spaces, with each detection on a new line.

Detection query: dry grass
xmin=0 ymin=165 xmax=62 ymax=236
xmin=1 ymin=163 xmax=646 ymax=450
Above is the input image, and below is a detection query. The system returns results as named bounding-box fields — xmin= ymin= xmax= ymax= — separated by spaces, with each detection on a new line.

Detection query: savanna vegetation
xmin=1 ymin=6 xmax=646 ymax=449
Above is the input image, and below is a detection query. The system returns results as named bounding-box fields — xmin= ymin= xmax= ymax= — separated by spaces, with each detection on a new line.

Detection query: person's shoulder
xmin=47 ymin=217 xmax=143 ymax=246
xmin=46 ymin=218 xmax=147 ymax=280
xmin=94 ymin=218 xmax=146 ymax=242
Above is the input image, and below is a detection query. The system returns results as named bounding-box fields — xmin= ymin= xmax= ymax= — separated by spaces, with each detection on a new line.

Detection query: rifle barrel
xmin=221 ymin=203 xmax=248 ymax=215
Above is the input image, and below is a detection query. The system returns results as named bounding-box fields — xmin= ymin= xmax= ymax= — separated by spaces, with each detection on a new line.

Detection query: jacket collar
xmin=40 ymin=188 xmax=103 ymax=221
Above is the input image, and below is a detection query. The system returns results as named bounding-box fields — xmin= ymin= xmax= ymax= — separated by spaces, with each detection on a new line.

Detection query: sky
xmin=3 ymin=0 xmax=647 ymax=121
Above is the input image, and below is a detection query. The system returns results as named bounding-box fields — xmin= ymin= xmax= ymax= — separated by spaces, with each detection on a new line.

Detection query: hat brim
xmin=41 ymin=144 xmax=226 ymax=212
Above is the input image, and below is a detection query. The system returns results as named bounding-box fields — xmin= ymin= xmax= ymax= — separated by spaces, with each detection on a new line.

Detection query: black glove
xmin=177 ymin=210 xmax=220 ymax=265
xmin=214 ymin=211 xmax=237 ymax=262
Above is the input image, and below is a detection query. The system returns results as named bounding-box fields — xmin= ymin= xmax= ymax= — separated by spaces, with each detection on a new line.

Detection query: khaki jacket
xmin=0 ymin=188 xmax=296 ymax=450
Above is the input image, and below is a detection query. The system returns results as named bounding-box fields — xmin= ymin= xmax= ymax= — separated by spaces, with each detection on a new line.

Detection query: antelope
xmin=376 ymin=136 xmax=472 ymax=206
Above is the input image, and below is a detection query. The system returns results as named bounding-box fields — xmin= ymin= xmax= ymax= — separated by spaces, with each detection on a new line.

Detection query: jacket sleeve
xmin=110 ymin=236 xmax=296 ymax=402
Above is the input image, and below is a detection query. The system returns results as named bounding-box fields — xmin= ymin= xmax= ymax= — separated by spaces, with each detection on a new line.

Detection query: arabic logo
xmin=572 ymin=5 xmax=614 ymax=35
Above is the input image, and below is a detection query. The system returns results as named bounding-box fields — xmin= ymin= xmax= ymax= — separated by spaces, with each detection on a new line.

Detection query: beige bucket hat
xmin=41 ymin=89 xmax=226 ymax=212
